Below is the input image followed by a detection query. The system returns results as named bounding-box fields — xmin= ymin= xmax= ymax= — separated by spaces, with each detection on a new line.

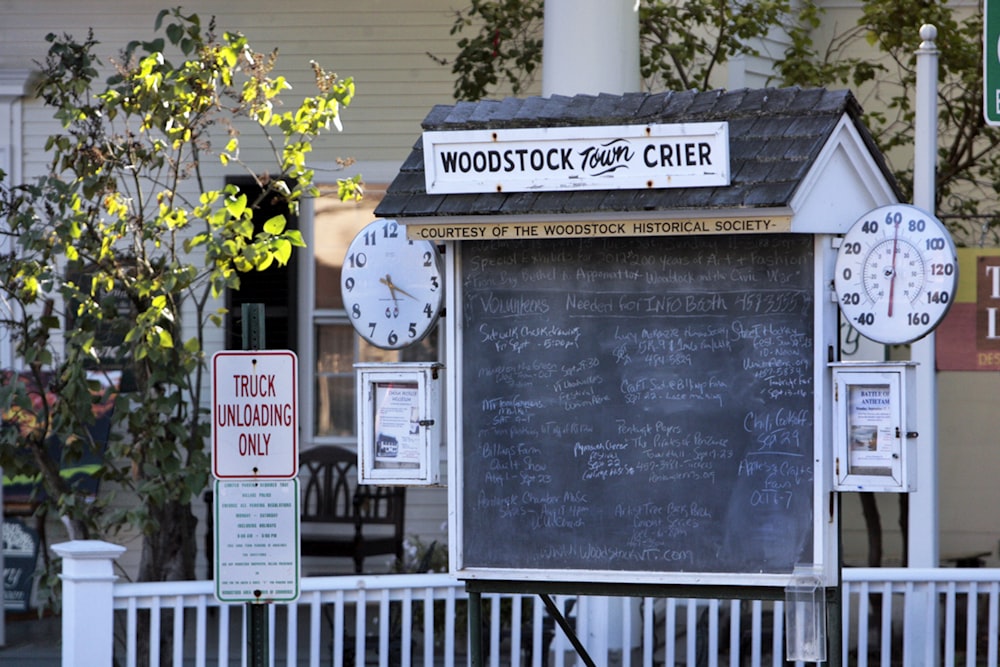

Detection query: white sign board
xmin=212 ymin=350 xmax=298 ymax=480
xmin=356 ymin=362 xmax=442 ymax=485
xmin=423 ymin=122 xmax=730 ymax=194
xmin=214 ymin=480 xmax=300 ymax=603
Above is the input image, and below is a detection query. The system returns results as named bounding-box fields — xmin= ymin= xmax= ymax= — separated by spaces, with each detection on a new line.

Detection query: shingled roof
xmin=374 ymin=87 xmax=902 ymax=219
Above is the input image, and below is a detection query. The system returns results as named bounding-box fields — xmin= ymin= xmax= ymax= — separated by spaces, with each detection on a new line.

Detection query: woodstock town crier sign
xmin=422 ymin=123 xmax=730 ymax=194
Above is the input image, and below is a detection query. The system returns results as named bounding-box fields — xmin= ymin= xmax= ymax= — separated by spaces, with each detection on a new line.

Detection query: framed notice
xmin=356 ymin=362 xmax=442 ymax=485
xmin=831 ymin=362 xmax=917 ymax=492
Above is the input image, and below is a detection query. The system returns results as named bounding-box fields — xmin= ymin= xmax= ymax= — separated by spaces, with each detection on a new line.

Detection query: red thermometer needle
xmin=887 ymin=221 xmax=900 ymax=317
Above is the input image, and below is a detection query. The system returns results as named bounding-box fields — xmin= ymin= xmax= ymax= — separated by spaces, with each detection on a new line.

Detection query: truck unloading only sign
xmin=212 ymin=350 xmax=298 ymax=479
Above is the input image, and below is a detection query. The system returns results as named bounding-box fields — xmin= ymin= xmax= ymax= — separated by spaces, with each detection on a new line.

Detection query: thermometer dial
xmin=834 ymin=204 xmax=958 ymax=344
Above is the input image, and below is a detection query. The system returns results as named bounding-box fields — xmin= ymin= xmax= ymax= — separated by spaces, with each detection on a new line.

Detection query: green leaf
xmin=225 ymin=194 xmax=247 ymax=219
xmin=156 ymin=327 xmax=174 ymax=349
xmin=262 ymin=214 xmax=286 ymax=235
xmin=273 ymin=238 xmax=292 ymax=265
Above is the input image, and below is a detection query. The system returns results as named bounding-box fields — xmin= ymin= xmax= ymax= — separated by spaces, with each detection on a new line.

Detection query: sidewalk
xmin=0 ymin=613 xmax=60 ymax=665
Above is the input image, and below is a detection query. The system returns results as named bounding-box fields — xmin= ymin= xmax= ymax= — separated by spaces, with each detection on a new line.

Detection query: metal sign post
xmin=986 ymin=1 xmax=1000 ymax=125
xmin=209 ymin=303 xmax=303 ymax=666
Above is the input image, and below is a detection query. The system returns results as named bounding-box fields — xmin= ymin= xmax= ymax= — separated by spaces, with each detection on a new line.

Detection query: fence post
xmin=52 ymin=540 xmax=126 ymax=667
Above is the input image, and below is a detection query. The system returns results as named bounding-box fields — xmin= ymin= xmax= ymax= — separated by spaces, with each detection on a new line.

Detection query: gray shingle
xmin=512 ymin=96 xmax=549 ymax=122
xmin=420 ymin=104 xmax=454 ymax=129
xmin=499 ymin=191 xmax=540 ymax=214
xmin=436 ymin=193 xmax=482 ymax=215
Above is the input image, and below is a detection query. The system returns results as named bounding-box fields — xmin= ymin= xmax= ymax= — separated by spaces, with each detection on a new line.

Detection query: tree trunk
xmin=138 ymin=498 xmax=197 ymax=582
xmin=859 ymin=492 xmax=884 ymax=646
xmin=859 ymin=492 xmax=883 ymax=567
xmin=899 ymin=493 xmax=909 ymax=567
xmin=135 ymin=499 xmax=197 ymax=666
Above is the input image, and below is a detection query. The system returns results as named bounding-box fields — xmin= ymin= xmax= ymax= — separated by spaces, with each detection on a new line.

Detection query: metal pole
xmin=0 ymin=466 xmax=4 ymax=647
xmin=242 ymin=303 xmax=266 ymax=352
xmin=242 ymin=303 xmax=268 ymax=667
xmin=539 ymin=594 xmax=597 ymax=667
xmin=248 ymin=601 xmax=268 ymax=667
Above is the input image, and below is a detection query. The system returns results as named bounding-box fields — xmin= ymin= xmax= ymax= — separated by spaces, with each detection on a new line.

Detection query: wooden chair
xmin=299 ymin=445 xmax=406 ymax=574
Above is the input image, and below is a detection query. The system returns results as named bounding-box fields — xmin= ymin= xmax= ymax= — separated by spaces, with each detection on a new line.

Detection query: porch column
xmin=52 ymin=540 xmax=127 ymax=667
xmin=541 ymin=4 xmax=641 ymax=661
xmin=542 ymin=0 xmax=640 ymax=96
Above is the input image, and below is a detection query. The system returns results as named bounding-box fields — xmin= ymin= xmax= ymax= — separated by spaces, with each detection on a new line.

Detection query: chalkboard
xmin=459 ymin=234 xmax=815 ymax=577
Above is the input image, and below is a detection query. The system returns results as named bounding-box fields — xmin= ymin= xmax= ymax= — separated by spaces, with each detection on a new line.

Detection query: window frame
xmin=298 ymin=182 xmax=441 ymax=449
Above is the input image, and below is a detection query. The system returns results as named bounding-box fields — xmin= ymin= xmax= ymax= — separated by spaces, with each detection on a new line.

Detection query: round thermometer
xmin=834 ymin=203 xmax=958 ymax=345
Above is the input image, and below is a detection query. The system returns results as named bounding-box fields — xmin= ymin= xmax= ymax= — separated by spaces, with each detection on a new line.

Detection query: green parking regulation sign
xmin=987 ymin=0 xmax=1000 ymax=125
xmin=214 ymin=479 xmax=300 ymax=603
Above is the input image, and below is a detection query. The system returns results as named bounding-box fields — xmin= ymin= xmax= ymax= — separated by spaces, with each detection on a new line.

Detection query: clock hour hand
xmin=379 ymin=274 xmax=418 ymax=301
xmin=379 ymin=275 xmax=401 ymax=303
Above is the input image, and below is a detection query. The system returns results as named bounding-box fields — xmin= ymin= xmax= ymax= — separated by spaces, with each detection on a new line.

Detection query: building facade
xmin=0 ymin=0 xmax=997 ymax=579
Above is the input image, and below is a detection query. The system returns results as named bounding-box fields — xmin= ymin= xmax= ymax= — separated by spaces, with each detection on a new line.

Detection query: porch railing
xmin=54 ymin=540 xmax=1000 ymax=666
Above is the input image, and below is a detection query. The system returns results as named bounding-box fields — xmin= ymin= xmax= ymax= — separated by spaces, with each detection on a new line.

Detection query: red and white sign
xmin=212 ymin=350 xmax=298 ymax=479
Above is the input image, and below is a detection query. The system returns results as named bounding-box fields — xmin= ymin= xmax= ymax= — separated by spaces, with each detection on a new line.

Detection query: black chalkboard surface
xmin=459 ymin=234 xmax=815 ymax=578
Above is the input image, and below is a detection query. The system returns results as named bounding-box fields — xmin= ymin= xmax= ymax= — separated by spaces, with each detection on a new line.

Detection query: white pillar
xmin=909 ymin=23 xmax=939 ymax=570
xmin=541 ymin=4 xmax=640 ymax=659
xmin=52 ymin=540 xmax=127 ymax=667
xmin=542 ymin=0 xmax=640 ymax=96
xmin=905 ymin=24 xmax=939 ymax=667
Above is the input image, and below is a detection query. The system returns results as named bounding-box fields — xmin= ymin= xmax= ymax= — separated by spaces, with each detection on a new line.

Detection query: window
xmin=225 ymin=179 xmax=442 ymax=443
xmin=225 ymin=177 xmax=298 ymax=352
xmin=310 ymin=186 xmax=439 ymax=442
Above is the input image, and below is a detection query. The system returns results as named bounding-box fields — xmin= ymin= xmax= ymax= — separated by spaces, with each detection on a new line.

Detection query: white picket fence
xmin=53 ymin=540 xmax=1000 ymax=666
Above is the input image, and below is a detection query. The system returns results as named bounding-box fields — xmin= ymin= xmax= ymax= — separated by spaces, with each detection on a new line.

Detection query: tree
xmin=0 ymin=7 xmax=360 ymax=593
xmin=436 ymin=0 xmax=791 ymax=99
xmin=781 ymin=0 xmax=1000 ymax=567
xmin=781 ymin=0 xmax=1000 ymax=246
xmin=443 ymin=0 xmax=1000 ymax=243
xmin=442 ymin=0 xmax=1000 ymax=568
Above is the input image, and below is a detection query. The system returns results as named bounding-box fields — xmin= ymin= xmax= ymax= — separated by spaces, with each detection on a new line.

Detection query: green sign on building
xmin=987 ymin=0 xmax=1000 ymax=125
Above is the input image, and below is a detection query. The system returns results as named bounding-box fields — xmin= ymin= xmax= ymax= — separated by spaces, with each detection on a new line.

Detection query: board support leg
xmin=828 ymin=585 xmax=842 ymax=667
xmin=469 ymin=591 xmax=483 ymax=667
xmin=540 ymin=593 xmax=597 ymax=667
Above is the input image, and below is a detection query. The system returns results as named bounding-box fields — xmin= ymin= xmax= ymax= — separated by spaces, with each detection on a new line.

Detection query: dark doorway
xmin=225 ymin=177 xmax=298 ymax=352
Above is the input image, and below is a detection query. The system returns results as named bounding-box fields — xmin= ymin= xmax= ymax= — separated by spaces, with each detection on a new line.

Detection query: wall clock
xmin=834 ymin=203 xmax=958 ymax=345
xmin=341 ymin=219 xmax=443 ymax=349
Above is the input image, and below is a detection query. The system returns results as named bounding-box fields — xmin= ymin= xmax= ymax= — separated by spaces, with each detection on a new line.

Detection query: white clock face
xmin=834 ymin=204 xmax=958 ymax=345
xmin=341 ymin=219 xmax=443 ymax=349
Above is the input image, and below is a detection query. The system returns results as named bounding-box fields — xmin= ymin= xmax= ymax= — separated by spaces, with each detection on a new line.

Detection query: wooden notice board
xmin=454 ymin=234 xmax=818 ymax=584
